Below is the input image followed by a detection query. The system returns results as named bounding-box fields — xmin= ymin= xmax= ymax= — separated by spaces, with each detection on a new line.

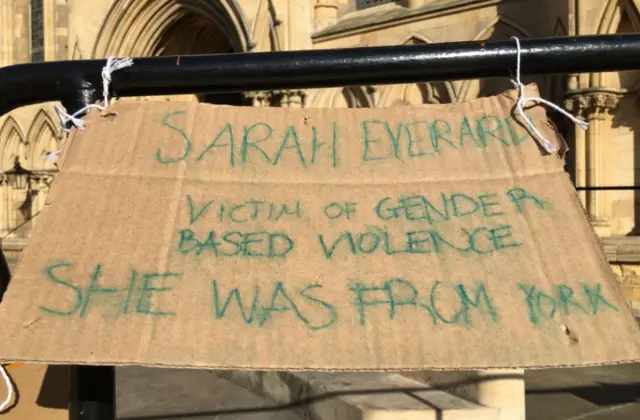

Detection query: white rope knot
xmin=55 ymin=55 xmax=133 ymax=133
xmin=509 ymin=36 xmax=588 ymax=154
xmin=0 ymin=365 xmax=15 ymax=413
xmin=42 ymin=149 xmax=62 ymax=164
xmin=50 ymin=56 xmax=134 ymax=163
xmin=102 ymin=57 xmax=134 ymax=108
xmin=54 ymin=104 xmax=88 ymax=132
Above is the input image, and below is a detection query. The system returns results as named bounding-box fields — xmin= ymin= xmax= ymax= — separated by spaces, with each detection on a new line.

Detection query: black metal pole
xmin=575 ymin=186 xmax=640 ymax=191
xmin=68 ymin=365 xmax=116 ymax=420
xmin=2 ymin=34 xmax=640 ymax=116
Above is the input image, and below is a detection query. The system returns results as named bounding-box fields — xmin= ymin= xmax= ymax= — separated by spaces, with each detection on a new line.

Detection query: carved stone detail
xmin=278 ymin=89 xmax=307 ymax=108
xmin=564 ymin=92 xmax=620 ymax=119
xmin=244 ymin=89 xmax=307 ymax=108
xmin=244 ymin=91 xmax=273 ymax=107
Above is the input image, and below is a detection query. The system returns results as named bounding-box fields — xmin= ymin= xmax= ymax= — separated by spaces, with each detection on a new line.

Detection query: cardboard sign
xmin=1 ymin=84 xmax=639 ymax=370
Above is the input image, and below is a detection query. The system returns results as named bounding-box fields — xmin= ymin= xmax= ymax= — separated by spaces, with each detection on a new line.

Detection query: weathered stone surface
xmin=219 ymin=370 xmax=499 ymax=420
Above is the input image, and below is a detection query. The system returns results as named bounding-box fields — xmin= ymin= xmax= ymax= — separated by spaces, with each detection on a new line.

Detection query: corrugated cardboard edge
xmin=3 ymin=358 xmax=639 ymax=372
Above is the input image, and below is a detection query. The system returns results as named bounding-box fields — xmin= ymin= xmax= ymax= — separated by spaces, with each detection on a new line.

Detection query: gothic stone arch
xmin=0 ymin=116 xmax=26 ymax=171
xmin=594 ymin=0 xmax=640 ymax=88
xmin=26 ymin=109 xmax=60 ymax=170
xmin=93 ymin=0 xmax=255 ymax=105
xmin=93 ymin=0 xmax=253 ymax=58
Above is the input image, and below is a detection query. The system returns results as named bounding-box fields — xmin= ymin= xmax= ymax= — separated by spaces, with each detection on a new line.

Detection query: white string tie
xmin=54 ymin=103 xmax=88 ymax=132
xmin=0 ymin=365 xmax=14 ymax=413
xmin=509 ymin=36 xmax=588 ymax=154
xmin=42 ymin=149 xmax=62 ymax=164
xmin=55 ymin=56 xmax=133 ymax=133
xmin=102 ymin=57 xmax=134 ymax=109
xmin=50 ymin=56 xmax=133 ymax=163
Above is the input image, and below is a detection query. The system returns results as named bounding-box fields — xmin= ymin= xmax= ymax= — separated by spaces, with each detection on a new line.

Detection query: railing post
xmin=68 ymin=366 xmax=116 ymax=420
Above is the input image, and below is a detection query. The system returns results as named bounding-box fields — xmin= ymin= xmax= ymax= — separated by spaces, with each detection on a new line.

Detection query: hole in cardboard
xmin=562 ymin=324 xmax=579 ymax=345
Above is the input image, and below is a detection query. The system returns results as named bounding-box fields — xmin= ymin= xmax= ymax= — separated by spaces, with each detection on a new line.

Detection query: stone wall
xmin=601 ymin=237 xmax=640 ymax=307
xmin=617 ymin=269 xmax=640 ymax=309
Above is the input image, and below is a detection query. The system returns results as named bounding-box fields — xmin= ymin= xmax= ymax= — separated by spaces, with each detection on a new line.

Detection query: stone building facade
xmin=1 ymin=0 xmax=640 ymax=305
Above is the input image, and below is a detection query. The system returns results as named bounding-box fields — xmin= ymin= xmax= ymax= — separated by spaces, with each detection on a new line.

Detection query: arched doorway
xmin=152 ymin=10 xmax=248 ymax=106
xmin=93 ymin=0 xmax=254 ymax=106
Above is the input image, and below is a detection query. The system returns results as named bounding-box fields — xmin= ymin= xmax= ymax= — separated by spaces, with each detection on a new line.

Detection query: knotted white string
xmin=0 ymin=365 xmax=14 ymax=413
xmin=102 ymin=56 xmax=134 ymax=108
xmin=41 ymin=149 xmax=61 ymax=164
xmin=49 ymin=56 xmax=133 ymax=163
xmin=54 ymin=103 xmax=90 ymax=131
xmin=509 ymin=36 xmax=588 ymax=154
xmin=55 ymin=56 xmax=133 ymax=133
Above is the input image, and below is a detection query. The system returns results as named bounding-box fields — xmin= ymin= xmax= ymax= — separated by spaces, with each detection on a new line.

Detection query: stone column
xmin=270 ymin=0 xmax=312 ymax=106
xmin=30 ymin=175 xmax=53 ymax=227
xmin=0 ymin=176 xmax=8 ymax=236
xmin=11 ymin=0 xmax=30 ymax=64
xmin=314 ymin=0 xmax=339 ymax=31
xmin=565 ymin=92 xmax=620 ymax=236
xmin=474 ymin=369 xmax=526 ymax=420
xmin=272 ymin=0 xmax=313 ymax=51
xmin=401 ymin=0 xmax=427 ymax=8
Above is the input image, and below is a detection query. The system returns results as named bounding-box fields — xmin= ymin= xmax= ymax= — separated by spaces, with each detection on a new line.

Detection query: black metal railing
xmin=2 ymin=35 xmax=640 ymax=117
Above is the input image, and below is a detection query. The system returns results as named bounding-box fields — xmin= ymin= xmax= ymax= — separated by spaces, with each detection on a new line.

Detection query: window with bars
xmin=356 ymin=0 xmax=396 ymax=11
